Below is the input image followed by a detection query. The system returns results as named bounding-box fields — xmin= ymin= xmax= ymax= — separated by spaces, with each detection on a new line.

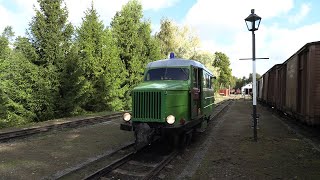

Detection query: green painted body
xmin=131 ymin=65 xmax=214 ymax=128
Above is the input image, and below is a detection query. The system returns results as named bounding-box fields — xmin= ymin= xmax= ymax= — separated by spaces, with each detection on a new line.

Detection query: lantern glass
xmin=245 ymin=10 xmax=261 ymax=31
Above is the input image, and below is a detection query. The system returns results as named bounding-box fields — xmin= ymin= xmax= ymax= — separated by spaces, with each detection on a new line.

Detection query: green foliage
xmin=247 ymin=73 xmax=261 ymax=83
xmin=213 ymin=52 xmax=233 ymax=89
xmin=233 ymin=73 xmax=261 ymax=89
xmin=156 ymin=18 xmax=177 ymax=58
xmin=29 ymin=0 xmax=73 ymax=67
xmin=76 ymin=5 xmax=106 ymax=111
xmin=58 ymin=44 xmax=85 ymax=116
xmin=156 ymin=19 xmax=200 ymax=59
xmin=76 ymin=4 xmax=127 ymax=111
xmin=111 ymin=0 xmax=161 ymax=108
xmin=0 ymin=52 xmax=44 ymax=127
xmin=28 ymin=0 xmax=73 ymax=120
xmin=14 ymin=36 xmax=39 ymax=63
xmin=100 ymin=29 xmax=128 ymax=111
xmin=0 ymin=26 xmax=14 ymax=59
xmin=0 ymin=0 xmax=237 ymax=128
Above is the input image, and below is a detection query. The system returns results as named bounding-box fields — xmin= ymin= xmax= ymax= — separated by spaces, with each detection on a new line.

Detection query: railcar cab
xmin=121 ymin=53 xmax=215 ymax=148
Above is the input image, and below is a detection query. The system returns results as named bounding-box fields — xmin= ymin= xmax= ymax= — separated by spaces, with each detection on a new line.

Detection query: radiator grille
xmin=133 ymin=91 xmax=162 ymax=120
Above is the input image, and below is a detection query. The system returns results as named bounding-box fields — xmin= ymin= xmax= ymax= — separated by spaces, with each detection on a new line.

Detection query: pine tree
xmin=28 ymin=0 xmax=73 ymax=120
xmin=58 ymin=43 xmax=85 ymax=116
xmin=101 ymin=29 xmax=127 ymax=111
xmin=14 ymin=36 xmax=39 ymax=63
xmin=0 ymin=26 xmax=14 ymax=59
xmin=77 ymin=4 xmax=126 ymax=111
xmin=111 ymin=0 xmax=161 ymax=108
xmin=0 ymin=50 xmax=43 ymax=126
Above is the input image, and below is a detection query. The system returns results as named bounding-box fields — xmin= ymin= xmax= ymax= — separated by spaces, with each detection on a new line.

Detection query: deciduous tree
xmin=213 ymin=52 xmax=232 ymax=89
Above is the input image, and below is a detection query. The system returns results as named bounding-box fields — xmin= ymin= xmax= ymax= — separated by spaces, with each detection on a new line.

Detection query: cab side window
xmin=203 ymin=73 xmax=207 ymax=88
xmin=193 ymin=68 xmax=199 ymax=88
xmin=210 ymin=77 xmax=214 ymax=89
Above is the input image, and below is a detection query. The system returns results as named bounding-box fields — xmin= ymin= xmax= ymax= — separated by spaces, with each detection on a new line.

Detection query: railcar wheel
xmin=165 ymin=133 xmax=186 ymax=150
xmin=186 ymin=130 xmax=193 ymax=146
xmin=178 ymin=132 xmax=188 ymax=149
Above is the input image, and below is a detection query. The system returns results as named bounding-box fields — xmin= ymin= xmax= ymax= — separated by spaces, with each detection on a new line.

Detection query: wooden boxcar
xmin=260 ymin=41 xmax=320 ymax=125
xmin=284 ymin=41 xmax=320 ymax=125
xmin=275 ymin=63 xmax=287 ymax=111
xmin=261 ymin=64 xmax=281 ymax=106
xmin=120 ymin=56 xmax=215 ymax=148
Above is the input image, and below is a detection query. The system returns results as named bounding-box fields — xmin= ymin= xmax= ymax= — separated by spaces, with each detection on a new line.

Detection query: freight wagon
xmin=120 ymin=54 xmax=215 ymax=149
xmin=258 ymin=41 xmax=320 ymax=126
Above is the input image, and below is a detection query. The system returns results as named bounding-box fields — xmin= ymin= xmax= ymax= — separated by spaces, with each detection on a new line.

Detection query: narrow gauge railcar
xmin=259 ymin=41 xmax=320 ymax=126
xmin=120 ymin=55 xmax=215 ymax=148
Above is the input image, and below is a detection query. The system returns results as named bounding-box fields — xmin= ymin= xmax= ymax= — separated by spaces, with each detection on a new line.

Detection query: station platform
xmin=179 ymin=99 xmax=320 ymax=179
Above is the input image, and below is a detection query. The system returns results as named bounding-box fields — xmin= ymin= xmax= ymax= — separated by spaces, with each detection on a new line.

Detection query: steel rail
xmin=54 ymin=142 xmax=135 ymax=180
xmin=0 ymin=112 xmax=124 ymax=142
xmin=142 ymin=150 xmax=179 ymax=180
xmin=83 ymin=151 xmax=136 ymax=180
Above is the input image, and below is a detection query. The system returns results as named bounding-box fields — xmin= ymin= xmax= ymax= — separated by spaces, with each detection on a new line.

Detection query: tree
xmin=76 ymin=4 xmax=127 ymax=111
xmin=58 ymin=44 xmax=85 ymax=116
xmin=156 ymin=19 xmax=200 ymax=59
xmin=0 ymin=50 xmax=45 ymax=127
xmin=100 ymin=29 xmax=128 ymax=110
xmin=0 ymin=26 xmax=14 ymax=59
xmin=248 ymin=73 xmax=261 ymax=83
xmin=175 ymin=25 xmax=200 ymax=59
xmin=234 ymin=77 xmax=245 ymax=89
xmin=111 ymin=0 xmax=161 ymax=108
xmin=230 ymin=76 xmax=236 ymax=89
xmin=28 ymin=0 xmax=73 ymax=120
xmin=213 ymin=52 xmax=232 ymax=89
xmin=156 ymin=18 xmax=177 ymax=58
xmin=14 ymin=36 xmax=38 ymax=63
xmin=193 ymin=51 xmax=218 ymax=75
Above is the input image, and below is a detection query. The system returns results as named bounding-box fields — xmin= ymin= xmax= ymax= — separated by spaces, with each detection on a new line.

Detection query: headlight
xmin=123 ymin=113 xmax=131 ymax=121
xmin=166 ymin=115 xmax=175 ymax=124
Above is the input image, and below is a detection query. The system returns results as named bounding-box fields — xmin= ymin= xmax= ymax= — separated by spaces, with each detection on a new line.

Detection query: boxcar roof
xmin=146 ymin=58 xmax=214 ymax=76
xmin=283 ymin=41 xmax=320 ymax=65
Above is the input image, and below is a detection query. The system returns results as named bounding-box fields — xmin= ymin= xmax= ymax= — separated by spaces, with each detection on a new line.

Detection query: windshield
xmin=144 ymin=68 xmax=189 ymax=81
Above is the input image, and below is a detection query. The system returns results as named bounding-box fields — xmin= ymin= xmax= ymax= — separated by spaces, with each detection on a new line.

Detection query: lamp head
xmin=245 ymin=9 xmax=261 ymax=31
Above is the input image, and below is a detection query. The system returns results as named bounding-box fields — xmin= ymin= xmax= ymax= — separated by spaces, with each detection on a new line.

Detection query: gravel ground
xmin=162 ymin=99 xmax=320 ymax=179
xmin=0 ymin=118 xmax=134 ymax=180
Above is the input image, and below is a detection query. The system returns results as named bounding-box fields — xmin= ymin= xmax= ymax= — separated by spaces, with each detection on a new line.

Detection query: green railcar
xmin=121 ymin=55 xmax=215 ymax=148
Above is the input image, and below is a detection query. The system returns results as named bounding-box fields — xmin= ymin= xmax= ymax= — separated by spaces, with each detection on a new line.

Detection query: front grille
xmin=133 ymin=91 xmax=162 ymax=120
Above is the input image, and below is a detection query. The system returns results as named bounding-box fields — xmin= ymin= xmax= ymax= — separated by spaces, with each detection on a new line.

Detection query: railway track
xmin=0 ymin=99 xmax=231 ymax=143
xmin=74 ymin=99 xmax=233 ymax=180
xmin=84 ymin=140 xmax=178 ymax=180
xmin=0 ymin=112 xmax=123 ymax=142
xmin=55 ymin=142 xmax=136 ymax=180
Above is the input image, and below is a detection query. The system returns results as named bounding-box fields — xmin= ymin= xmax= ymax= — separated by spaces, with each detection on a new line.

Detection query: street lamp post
xmin=245 ymin=9 xmax=261 ymax=142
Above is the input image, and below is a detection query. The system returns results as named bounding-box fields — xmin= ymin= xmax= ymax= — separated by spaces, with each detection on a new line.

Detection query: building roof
xmin=242 ymin=83 xmax=252 ymax=89
xmin=146 ymin=58 xmax=214 ymax=76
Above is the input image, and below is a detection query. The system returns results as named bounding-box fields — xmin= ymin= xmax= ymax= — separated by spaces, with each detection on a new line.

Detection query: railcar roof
xmin=146 ymin=58 xmax=214 ymax=76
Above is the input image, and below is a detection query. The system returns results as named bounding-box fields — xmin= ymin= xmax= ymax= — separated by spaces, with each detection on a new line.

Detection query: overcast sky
xmin=1 ymin=0 xmax=319 ymax=78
